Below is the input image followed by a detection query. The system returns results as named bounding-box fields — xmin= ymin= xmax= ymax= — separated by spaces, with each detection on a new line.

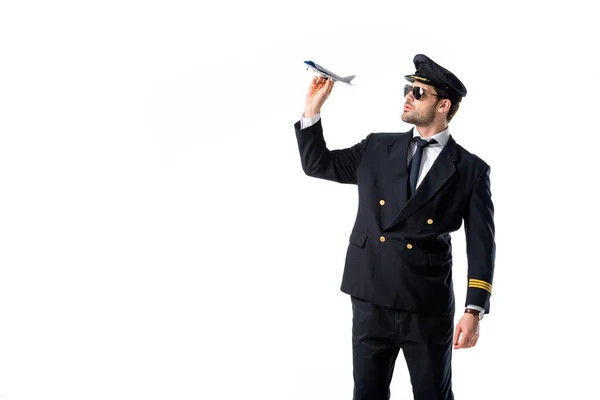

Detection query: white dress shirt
xmin=407 ymin=126 xmax=449 ymax=189
xmin=300 ymin=113 xmax=485 ymax=317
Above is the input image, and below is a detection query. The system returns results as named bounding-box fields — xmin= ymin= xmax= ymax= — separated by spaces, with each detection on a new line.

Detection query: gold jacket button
xmin=380 ymin=236 xmax=386 ymax=242
xmin=379 ymin=200 xmax=385 ymax=206
xmin=427 ymin=219 xmax=434 ymax=225
xmin=406 ymin=243 xmax=413 ymax=249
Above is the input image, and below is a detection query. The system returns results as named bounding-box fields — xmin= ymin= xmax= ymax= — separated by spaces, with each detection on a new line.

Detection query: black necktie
xmin=408 ymin=137 xmax=437 ymax=196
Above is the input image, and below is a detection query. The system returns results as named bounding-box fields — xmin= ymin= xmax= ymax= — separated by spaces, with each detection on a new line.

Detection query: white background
xmin=1 ymin=1 xmax=599 ymax=399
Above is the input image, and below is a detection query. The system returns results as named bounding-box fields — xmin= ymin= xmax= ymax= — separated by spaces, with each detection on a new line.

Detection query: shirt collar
xmin=413 ymin=126 xmax=450 ymax=147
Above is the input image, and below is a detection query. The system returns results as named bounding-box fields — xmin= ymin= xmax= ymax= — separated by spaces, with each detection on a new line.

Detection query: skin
xmin=401 ymin=81 xmax=451 ymax=138
xmin=304 ymin=75 xmax=481 ymax=350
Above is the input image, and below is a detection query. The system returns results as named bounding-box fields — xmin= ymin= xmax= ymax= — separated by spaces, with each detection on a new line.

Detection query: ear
xmin=438 ymin=99 xmax=451 ymax=112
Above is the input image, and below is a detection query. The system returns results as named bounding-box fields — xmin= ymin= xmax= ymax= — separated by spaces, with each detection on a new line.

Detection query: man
xmin=294 ymin=54 xmax=496 ymax=400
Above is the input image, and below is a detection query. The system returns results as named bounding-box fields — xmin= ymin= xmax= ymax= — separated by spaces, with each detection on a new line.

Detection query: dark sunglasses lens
xmin=413 ymin=87 xmax=423 ymax=100
xmin=404 ymin=85 xmax=423 ymax=100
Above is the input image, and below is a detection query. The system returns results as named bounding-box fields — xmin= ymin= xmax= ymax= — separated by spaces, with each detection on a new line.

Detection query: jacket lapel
xmin=383 ymin=134 xmax=459 ymax=230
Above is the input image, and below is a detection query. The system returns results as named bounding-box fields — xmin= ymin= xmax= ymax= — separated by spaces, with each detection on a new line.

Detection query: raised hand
xmin=304 ymin=76 xmax=334 ymax=118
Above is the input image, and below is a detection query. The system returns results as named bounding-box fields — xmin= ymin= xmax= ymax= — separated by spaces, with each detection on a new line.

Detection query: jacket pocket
xmin=428 ymin=253 xmax=452 ymax=267
xmin=349 ymin=230 xmax=368 ymax=248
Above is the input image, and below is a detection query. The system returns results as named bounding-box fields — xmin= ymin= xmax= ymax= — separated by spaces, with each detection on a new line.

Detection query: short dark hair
xmin=446 ymin=100 xmax=460 ymax=122
xmin=435 ymin=87 xmax=461 ymax=122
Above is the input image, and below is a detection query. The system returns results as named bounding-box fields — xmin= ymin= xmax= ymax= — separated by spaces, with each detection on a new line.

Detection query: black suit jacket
xmin=295 ymin=119 xmax=496 ymax=316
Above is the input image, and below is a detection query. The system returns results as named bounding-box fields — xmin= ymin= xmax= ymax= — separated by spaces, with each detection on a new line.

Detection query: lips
xmin=404 ymin=104 xmax=413 ymax=111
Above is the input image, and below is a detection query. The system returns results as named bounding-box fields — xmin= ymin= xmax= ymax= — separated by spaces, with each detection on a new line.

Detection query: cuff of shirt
xmin=300 ymin=112 xmax=321 ymax=129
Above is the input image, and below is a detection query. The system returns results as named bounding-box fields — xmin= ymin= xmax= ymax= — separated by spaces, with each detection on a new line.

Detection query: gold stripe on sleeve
xmin=468 ymin=280 xmax=492 ymax=294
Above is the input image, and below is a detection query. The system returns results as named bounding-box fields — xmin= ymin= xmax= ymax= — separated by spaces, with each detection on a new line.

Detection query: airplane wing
xmin=304 ymin=60 xmax=355 ymax=86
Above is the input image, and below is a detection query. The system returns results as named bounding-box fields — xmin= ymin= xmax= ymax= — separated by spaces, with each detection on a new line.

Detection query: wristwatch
xmin=464 ymin=308 xmax=484 ymax=321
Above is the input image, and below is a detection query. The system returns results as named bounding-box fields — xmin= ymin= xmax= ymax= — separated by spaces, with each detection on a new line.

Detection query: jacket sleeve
xmin=294 ymin=118 xmax=373 ymax=184
xmin=463 ymin=165 xmax=496 ymax=314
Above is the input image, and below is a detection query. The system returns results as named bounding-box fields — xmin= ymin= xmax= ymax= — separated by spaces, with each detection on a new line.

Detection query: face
xmin=401 ymin=82 xmax=440 ymax=126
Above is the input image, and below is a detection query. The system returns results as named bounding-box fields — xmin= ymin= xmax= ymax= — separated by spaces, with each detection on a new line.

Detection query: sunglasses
xmin=403 ymin=84 xmax=440 ymax=100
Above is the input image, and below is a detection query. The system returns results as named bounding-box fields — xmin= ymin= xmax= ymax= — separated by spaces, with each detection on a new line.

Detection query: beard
xmin=401 ymin=103 xmax=436 ymax=126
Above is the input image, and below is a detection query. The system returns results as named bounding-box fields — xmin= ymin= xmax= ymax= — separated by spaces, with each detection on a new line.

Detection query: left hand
xmin=453 ymin=313 xmax=480 ymax=350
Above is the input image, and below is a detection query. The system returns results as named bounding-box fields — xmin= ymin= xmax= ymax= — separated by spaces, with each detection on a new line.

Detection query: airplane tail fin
xmin=343 ymin=75 xmax=356 ymax=82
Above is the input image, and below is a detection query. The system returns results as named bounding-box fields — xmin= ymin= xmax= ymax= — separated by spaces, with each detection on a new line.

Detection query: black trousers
xmin=351 ymin=296 xmax=454 ymax=400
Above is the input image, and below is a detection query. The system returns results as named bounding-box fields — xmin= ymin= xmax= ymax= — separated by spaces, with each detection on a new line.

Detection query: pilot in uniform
xmin=294 ymin=54 xmax=496 ymax=400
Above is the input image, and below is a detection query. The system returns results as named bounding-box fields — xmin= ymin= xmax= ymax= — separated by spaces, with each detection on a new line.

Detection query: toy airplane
xmin=304 ymin=60 xmax=355 ymax=86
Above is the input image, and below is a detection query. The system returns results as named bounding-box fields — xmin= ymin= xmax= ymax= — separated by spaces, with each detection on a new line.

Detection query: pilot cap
xmin=405 ymin=54 xmax=467 ymax=102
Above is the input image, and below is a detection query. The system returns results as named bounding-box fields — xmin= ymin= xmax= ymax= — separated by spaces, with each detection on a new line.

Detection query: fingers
xmin=463 ymin=333 xmax=474 ymax=348
xmin=310 ymin=75 xmax=332 ymax=87
xmin=309 ymin=76 xmax=320 ymax=88
xmin=454 ymin=331 xmax=469 ymax=349
xmin=453 ymin=324 xmax=479 ymax=349
xmin=326 ymin=77 xmax=335 ymax=93
xmin=453 ymin=325 xmax=462 ymax=348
